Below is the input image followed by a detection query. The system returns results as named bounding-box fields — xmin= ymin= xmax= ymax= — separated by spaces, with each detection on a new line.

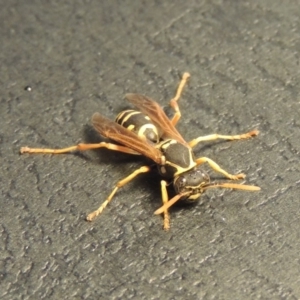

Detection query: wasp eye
xmin=177 ymin=176 xmax=186 ymax=189
xmin=173 ymin=175 xmax=187 ymax=197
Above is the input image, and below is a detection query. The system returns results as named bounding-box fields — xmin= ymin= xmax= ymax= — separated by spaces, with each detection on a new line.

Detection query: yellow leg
xmin=86 ymin=165 xmax=151 ymax=221
xmin=160 ymin=180 xmax=170 ymax=230
xmin=170 ymin=72 xmax=191 ymax=126
xmin=20 ymin=142 xmax=140 ymax=155
xmin=196 ymin=157 xmax=245 ymax=180
xmin=189 ymin=130 xmax=259 ymax=148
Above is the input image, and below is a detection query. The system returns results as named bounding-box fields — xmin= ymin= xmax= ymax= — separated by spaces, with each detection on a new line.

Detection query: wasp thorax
xmin=173 ymin=167 xmax=210 ymax=200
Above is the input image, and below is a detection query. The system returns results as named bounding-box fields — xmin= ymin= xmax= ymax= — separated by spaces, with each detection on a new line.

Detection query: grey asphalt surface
xmin=1 ymin=1 xmax=299 ymax=299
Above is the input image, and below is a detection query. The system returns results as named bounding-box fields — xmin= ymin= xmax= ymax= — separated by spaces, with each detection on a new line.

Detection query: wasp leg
xmin=196 ymin=157 xmax=245 ymax=180
xmin=160 ymin=180 xmax=170 ymax=230
xmin=170 ymin=72 xmax=191 ymax=126
xmin=189 ymin=130 xmax=259 ymax=148
xmin=86 ymin=165 xmax=151 ymax=221
xmin=20 ymin=142 xmax=140 ymax=155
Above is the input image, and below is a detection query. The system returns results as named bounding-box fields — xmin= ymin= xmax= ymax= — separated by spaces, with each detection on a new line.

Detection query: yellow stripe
xmin=122 ymin=111 xmax=141 ymax=124
xmin=138 ymin=124 xmax=159 ymax=139
xmin=116 ymin=110 xmax=139 ymax=125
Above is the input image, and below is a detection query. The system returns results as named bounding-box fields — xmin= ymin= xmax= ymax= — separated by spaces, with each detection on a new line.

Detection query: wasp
xmin=20 ymin=73 xmax=260 ymax=230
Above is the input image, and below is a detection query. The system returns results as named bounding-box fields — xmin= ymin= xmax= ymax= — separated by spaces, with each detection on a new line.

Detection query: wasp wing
xmin=125 ymin=93 xmax=187 ymax=145
xmin=92 ymin=112 xmax=162 ymax=164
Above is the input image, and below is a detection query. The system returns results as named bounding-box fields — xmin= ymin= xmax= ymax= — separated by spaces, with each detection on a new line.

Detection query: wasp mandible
xmin=20 ymin=73 xmax=260 ymax=230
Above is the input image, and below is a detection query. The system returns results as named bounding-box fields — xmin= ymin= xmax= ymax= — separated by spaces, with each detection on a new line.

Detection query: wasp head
xmin=173 ymin=167 xmax=210 ymax=201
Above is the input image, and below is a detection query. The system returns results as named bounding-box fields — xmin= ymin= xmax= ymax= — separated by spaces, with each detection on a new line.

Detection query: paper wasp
xmin=20 ymin=72 xmax=260 ymax=230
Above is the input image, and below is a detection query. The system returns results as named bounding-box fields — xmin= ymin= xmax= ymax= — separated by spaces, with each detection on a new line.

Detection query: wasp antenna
xmin=154 ymin=193 xmax=189 ymax=215
xmin=204 ymin=183 xmax=261 ymax=191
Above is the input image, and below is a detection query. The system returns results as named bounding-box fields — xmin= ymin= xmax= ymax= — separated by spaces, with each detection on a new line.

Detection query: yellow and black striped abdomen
xmin=115 ymin=110 xmax=159 ymax=143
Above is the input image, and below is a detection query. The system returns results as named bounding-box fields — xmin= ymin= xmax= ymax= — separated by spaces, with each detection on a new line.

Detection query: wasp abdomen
xmin=115 ymin=109 xmax=159 ymax=143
